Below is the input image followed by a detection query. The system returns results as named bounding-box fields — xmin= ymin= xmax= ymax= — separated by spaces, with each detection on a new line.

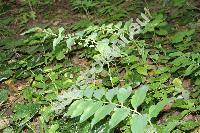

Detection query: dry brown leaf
xmin=4 ymin=80 xmax=27 ymax=92
xmin=162 ymin=103 xmax=172 ymax=112
xmin=183 ymin=79 xmax=192 ymax=90
xmin=0 ymin=118 xmax=10 ymax=130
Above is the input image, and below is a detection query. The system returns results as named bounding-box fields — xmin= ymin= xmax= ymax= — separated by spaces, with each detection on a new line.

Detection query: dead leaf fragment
xmin=0 ymin=118 xmax=10 ymax=130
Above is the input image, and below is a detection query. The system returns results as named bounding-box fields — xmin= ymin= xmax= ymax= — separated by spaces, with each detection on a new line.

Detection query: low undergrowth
xmin=0 ymin=0 xmax=200 ymax=133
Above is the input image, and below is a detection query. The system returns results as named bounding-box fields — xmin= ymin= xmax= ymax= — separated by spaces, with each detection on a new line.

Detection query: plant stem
xmin=28 ymin=0 xmax=34 ymax=12
xmin=107 ymin=62 xmax=114 ymax=87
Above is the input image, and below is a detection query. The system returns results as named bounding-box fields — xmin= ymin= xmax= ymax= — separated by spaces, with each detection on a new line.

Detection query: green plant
xmin=17 ymin=11 xmax=36 ymax=26
xmin=70 ymin=0 xmax=98 ymax=14
xmin=71 ymin=19 xmax=94 ymax=31
xmin=1 ymin=1 xmax=200 ymax=132
xmin=53 ymin=85 xmax=171 ymax=132
xmin=98 ymin=4 xmax=128 ymax=22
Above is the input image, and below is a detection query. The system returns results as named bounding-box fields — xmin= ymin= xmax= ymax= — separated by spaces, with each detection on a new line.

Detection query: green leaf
xmin=195 ymin=70 xmax=200 ymax=76
xmin=195 ymin=78 xmax=200 ymax=86
xmin=53 ymin=37 xmax=63 ymax=50
xmin=109 ymin=108 xmax=130 ymax=129
xmin=112 ymin=77 xmax=120 ymax=84
xmin=169 ymin=51 xmax=184 ymax=57
xmin=156 ymin=28 xmax=168 ymax=36
xmin=32 ymin=81 xmax=46 ymax=89
xmin=0 ymin=69 xmax=13 ymax=82
xmin=179 ymin=120 xmax=200 ymax=131
xmin=93 ymin=89 xmax=105 ymax=100
xmin=95 ymin=39 xmax=120 ymax=59
xmin=13 ymin=103 xmax=40 ymax=126
xmin=172 ymin=0 xmax=186 ymax=7
xmin=131 ymin=85 xmax=148 ymax=110
xmin=70 ymin=100 xmax=92 ymax=118
xmin=48 ymin=124 xmax=59 ymax=133
xmin=96 ymin=39 xmax=110 ymax=55
xmin=0 ymin=89 xmax=8 ymax=103
xmin=136 ymin=66 xmax=148 ymax=75
xmin=80 ymin=101 xmax=103 ymax=122
xmin=35 ymin=74 xmax=44 ymax=81
xmin=184 ymin=64 xmax=199 ymax=76
xmin=172 ymin=78 xmax=182 ymax=87
xmin=105 ymin=88 xmax=118 ymax=102
xmin=40 ymin=106 xmax=53 ymax=122
xmin=49 ymin=72 xmax=58 ymax=81
xmin=130 ymin=114 xmax=148 ymax=133
xmin=84 ymin=87 xmax=94 ymax=98
xmin=171 ymin=30 xmax=194 ymax=44
xmin=91 ymin=104 xmax=115 ymax=127
xmin=151 ymin=73 xmax=171 ymax=83
xmin=163 ymin=120 xmax=179 ymax=133
xmin=182 ymin=90 xmax=190 ymax=100
xmin=66 ymin=37 xmax=75 ymax=50
xmin=143 ymin=13 xmax=164 ymax=33
xmin=117 ymin=86 xmax=132 ymax=104
xmin=53 ymin=27 xmax=65 ymax=50
xmin=58 ymin=27 xmax=65 ymax=36
xmin=20 ymin=27 xmax=42 ymax=35
xmin=115 ymin=21 xmax=122 ymax=29
xmin=56 ymin=51 xmax=65 ymax=60
xmin=66 ymin=99 xmax=84 ymax=116
xmin=149 ymin=98 xmax=170 ymax=118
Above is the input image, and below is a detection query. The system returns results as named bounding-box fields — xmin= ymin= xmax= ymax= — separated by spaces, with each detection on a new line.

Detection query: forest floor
xmin=0 ymin=0 xmax=200 ymax=132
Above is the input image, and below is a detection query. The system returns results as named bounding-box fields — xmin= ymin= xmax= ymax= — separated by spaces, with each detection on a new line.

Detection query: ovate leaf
xmin=115 ymin=21 xmax=122 ymax=29
xmin=70 ymin=100 xmax=92 ymax=118
xmin=93 ymin=89 xmax=105 ymax=100
xmin=56 ymin=51 xmax=65 ymax=60
xmin=109 ymin=108 xmax=130 ymax=129
xmin=91 ymin=104 xmax=115 ymax=127
xmin=149 ymin=98 xmax=170 ymax=119
xmin=53 ymin=27 xmax=65 ymax=50
xmin=163 ymin=120 xmax=179 ymax=133
xmin=130 ymin=114 xmax=148 ymax=133
xmin=105 ymin=88 xmax=118 ymax=102
xmin=136 ymin=66 xmax=148 ymax=75
xmin=84 ymin=87 xmax=94 ymax=98
xmin=117 ymin=86 xmax=132 ymax=104
xmin=53 ymin=37 xmax=63 ymax=50
xmin=66 ymin=37 xmax=75 ymax=50
xmin=66 ymin=99 xmax=84 ymax=116
xmin=131 ymin=85 xmax=148 ymax=110
xmin=80 ymin=101 xmax=103 ymax=122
